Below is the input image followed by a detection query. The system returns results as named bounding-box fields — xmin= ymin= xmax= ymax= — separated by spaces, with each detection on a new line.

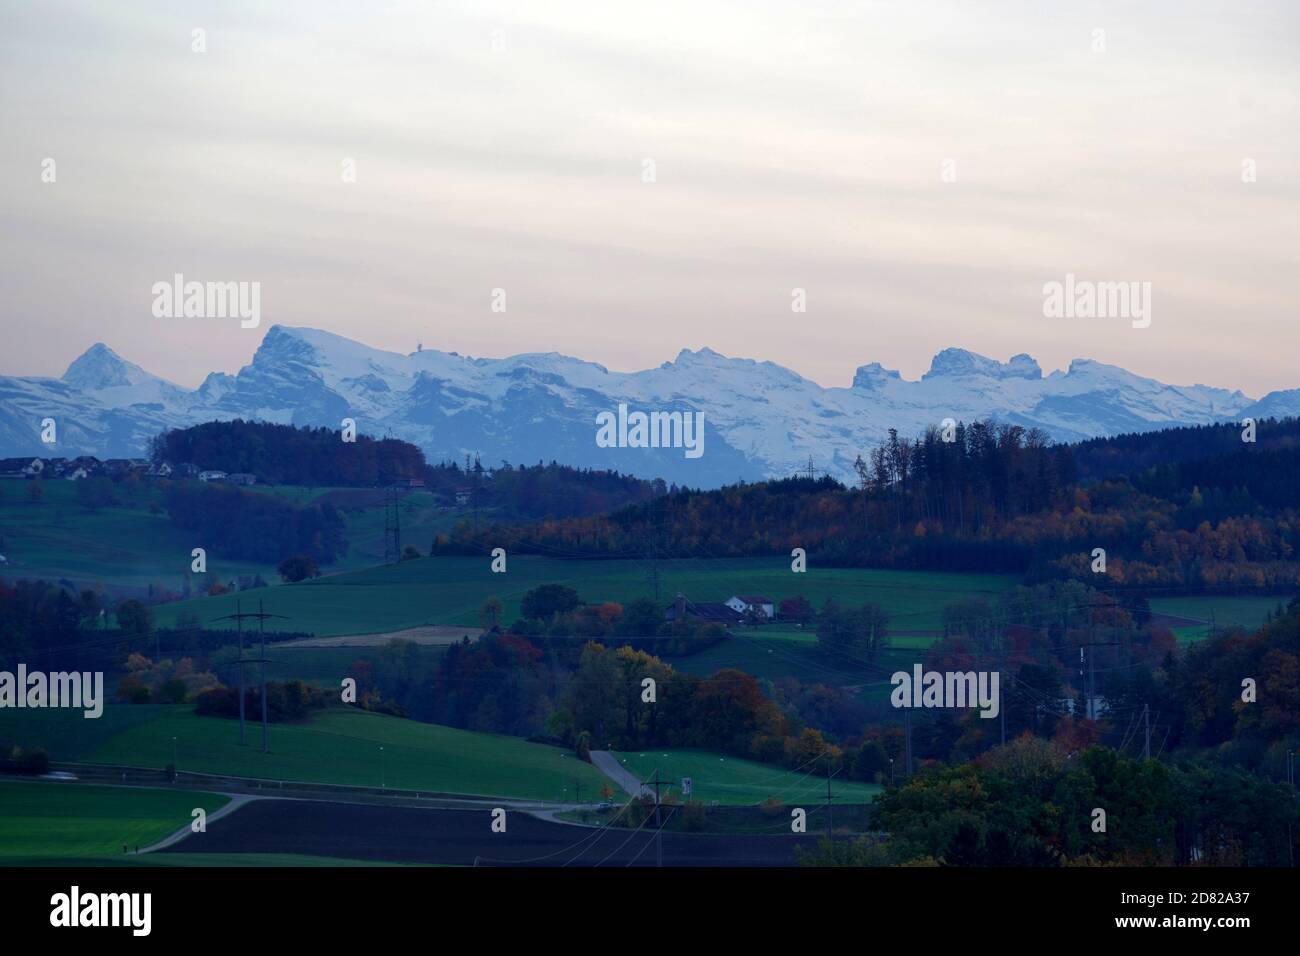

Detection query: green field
xmin=0 ymin=479 xmax=469 ymax=592
xmin=0 ymin=779 xmax=414 ymax=866
xmin=0 ymin=779 xmax=228 ymax=862
xmin=0 ymin=479 xmax=275 ymax=590
xmin=154 ymin=555 xmax=1018 ymax=637
xmin=9 ymin=705 xmax=611 ymax=802
xmin=0 ymin=702 xmax=171 ymax=758
xmin=1150 ymin=595 xmax=1292 ymax=643
xmin=611 ymin=749 xmax=881 ymax=806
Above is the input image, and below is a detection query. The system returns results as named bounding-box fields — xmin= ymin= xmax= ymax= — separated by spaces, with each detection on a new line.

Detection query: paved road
xmin=589 ymin=752 xmax=650 ymax=798
xmin=140 ymin=794 xmax=258 ymax=852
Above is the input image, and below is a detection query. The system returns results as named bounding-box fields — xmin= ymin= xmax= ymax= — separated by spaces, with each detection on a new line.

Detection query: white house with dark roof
xmin=0 ymin=457 xmax=45 ymax=479
xmin=725 ymin=595 xmax=775 ymax=619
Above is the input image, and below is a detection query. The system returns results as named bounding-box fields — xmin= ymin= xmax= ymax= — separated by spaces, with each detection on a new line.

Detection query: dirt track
xmin=160 ymin=798 xmax=818 ymax=866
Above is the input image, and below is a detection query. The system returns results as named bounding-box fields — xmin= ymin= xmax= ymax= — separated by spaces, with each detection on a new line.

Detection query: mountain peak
xmin=674 ymin=346 xmax=726 ymax=364
xmin=852 ymin=362 xmax=902 ymax=390
xmin=923 ymin=348 xmax=1041 ymax=381
xmin=62 ymin=343 xmax=138 ymax=389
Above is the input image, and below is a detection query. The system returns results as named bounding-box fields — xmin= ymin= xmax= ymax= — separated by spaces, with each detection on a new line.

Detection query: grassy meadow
xmin=611 ymin=749 xmax=880 ymax=806
xmin=0 ymin=779 xmax=228 ymax=862
xmin=153 ymin=554 xmax=1019 ymax=637
xmin=5 ymin=705 xmax=611 ymax=803
xmin=0 ymin=478 xmax=469 ymax=592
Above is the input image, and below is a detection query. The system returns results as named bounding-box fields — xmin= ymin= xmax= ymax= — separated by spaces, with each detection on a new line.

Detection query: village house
xmin=664 ymin=593 xmax=744 ymax=625
xmin=725 ymin=595 xmax=775 ymax=619
xmin=0 ymin=457 xmax=45 ymax=479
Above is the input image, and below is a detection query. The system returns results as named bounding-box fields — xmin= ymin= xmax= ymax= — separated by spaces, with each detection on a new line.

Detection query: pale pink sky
xmin=1 ymin=0 xmax=1297 ymax=394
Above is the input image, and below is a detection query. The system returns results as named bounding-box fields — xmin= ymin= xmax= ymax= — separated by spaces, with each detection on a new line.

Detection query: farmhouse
xmin=664 ymin=593 xmax=744 ymax=625
xmin=0 ymin=457 xmax=44 ymax=479
xmin=726 ymin=595 xmax=775 ymax=619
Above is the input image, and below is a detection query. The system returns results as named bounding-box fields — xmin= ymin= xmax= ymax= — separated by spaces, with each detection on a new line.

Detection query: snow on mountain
xmin=61 ymin=343 xmax=189 ymax=409
xmin=0 ymin=326 xmax=1268 ymax=486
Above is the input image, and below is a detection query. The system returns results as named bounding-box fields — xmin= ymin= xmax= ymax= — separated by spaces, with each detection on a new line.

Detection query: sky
xmin=1 ymin=0 xmax=1297 ymax=395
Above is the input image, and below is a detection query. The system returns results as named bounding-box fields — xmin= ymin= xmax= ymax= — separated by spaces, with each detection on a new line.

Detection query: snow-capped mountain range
xmin=2 ymin=326 xmax=1295 ymax=487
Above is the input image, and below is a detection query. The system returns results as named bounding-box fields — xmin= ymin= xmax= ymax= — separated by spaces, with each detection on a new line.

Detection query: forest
xmin=150 ymin=419 xmax=661 ymax=519
xmin=434 ymin=417 xmax=1300 ymax=590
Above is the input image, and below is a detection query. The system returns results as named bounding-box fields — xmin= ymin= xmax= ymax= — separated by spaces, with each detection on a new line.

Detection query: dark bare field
xmin=160 ymin=798 xmax=819 ymax=866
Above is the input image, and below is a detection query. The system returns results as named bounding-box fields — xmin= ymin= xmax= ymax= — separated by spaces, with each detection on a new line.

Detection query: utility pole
xmin=999 ymin=642 xmax=1006 ymax=746
xmin=259 ymin=599 xmax=268 ymax=753
xmin=825 ymin=761 xmax=834 ymax=839
xmin=471 ymin=454 xmax=482 ymax=533
xmin=236 ymin=600 xmax=244 ymax=744
xmin=1143 ymin=703 xmax=1151 ymax=760
xmin=1289 ymin=750 xmax=1296 ymax=868
xmin=904 ymin=708 xmax=913 ymax=776
xmin=1088 ymin=644 xmax=1096 ymax=720
xmin=1000 ymin=681 xmax=1006 ymax=745
xmin=646 ymin=496 xmax=661 ymax=607
xmin=643 ymin=769 xmax=673 ymax=868
xmin=381 ymin=429 xmax=402 ymax=563
xmin=214 ymin=604 xmax=287 ymax=753
xmin=1077 ymin=640 xmax=1122 ymax=722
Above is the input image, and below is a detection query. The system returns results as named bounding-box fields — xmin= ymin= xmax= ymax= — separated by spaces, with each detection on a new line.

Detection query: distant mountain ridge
xmin=1 ymin=325 xmax=1295 ymax=487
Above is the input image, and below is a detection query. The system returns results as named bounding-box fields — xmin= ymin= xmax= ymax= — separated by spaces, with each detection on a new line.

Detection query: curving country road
xmin=588 ymin=751 xmax=651 ymax=798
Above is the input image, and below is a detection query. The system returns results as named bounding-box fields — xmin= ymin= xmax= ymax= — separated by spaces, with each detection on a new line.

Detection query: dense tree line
xmin=435 ymin=418 xmax=1300 ymax=589
xmin=152 ymin=420 xmax=662 ymax=519
xmin=0 ymin=577 xmax=314 ymax=675
xmin=801 ymin=736 xmax=1298 ymax=867
xmin=477 ymin=460 xmax=664 ymax=520
xmin=193 ymin=679 xmax=334 ymax=722
xmin=1072 ymin=417 xmax=1300 ymax=482
xmin=164 ymin=481 xmax=348 ymax=564
xmin=151 ymin=420 xmax=425 ymax=485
